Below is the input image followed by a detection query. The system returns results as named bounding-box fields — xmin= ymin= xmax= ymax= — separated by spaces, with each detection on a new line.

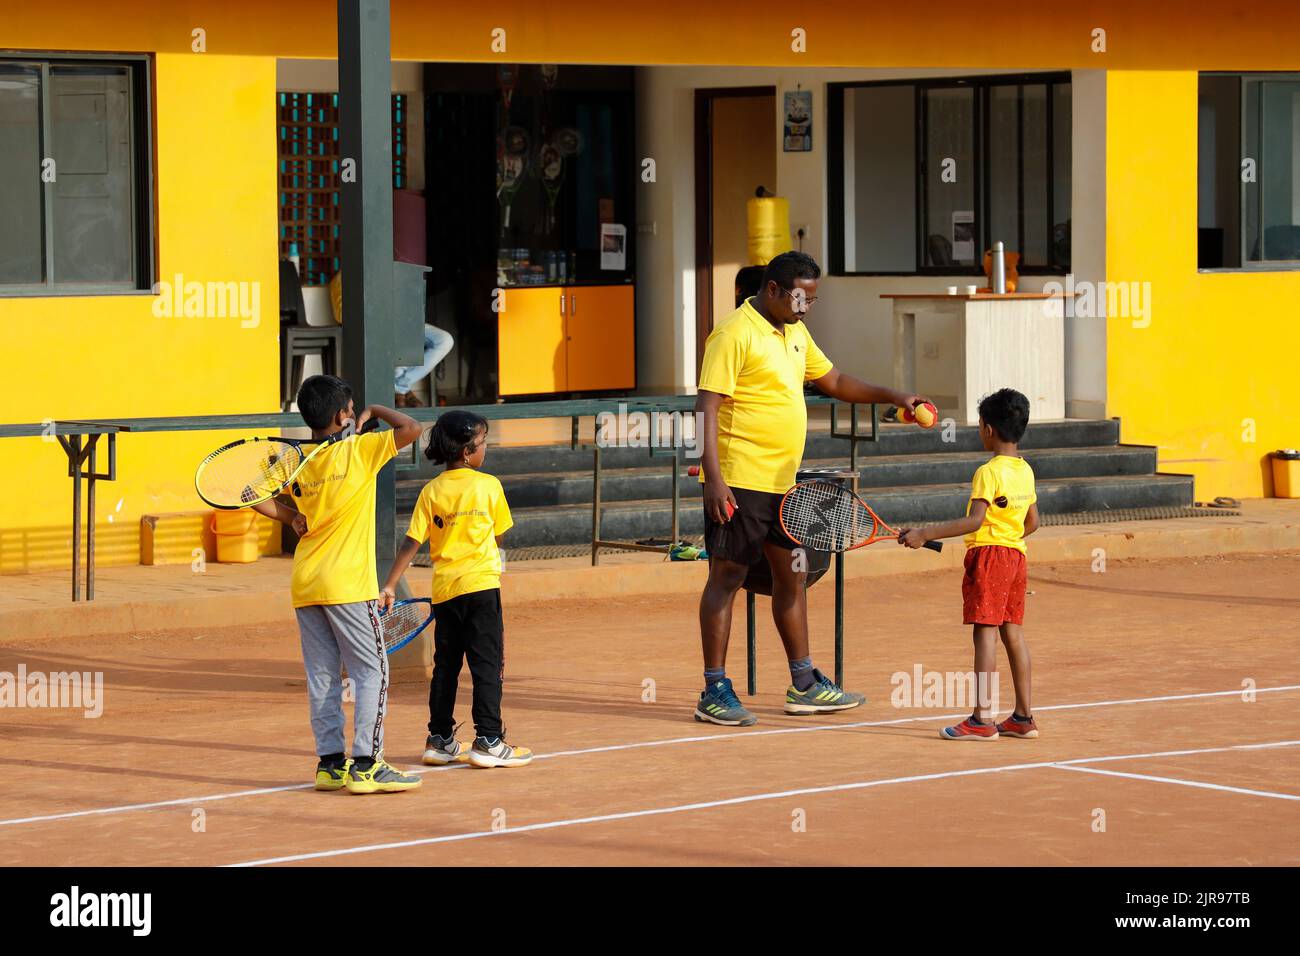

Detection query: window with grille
xmin=277 ymin=92 xmax=408 ymax=285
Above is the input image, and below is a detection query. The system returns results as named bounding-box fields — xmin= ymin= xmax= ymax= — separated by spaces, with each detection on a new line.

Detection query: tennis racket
xmin=194 ymin=420 xmax=376 ymax=509
xmin=779 ymin=480 xmax=943 ymax=553
xmin=380 ymin=598 xmax=435 ymax=654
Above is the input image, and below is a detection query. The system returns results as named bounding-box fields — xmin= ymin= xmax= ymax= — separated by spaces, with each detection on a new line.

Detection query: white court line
xmin=1055 ymin=764 xmax=1300 ymax=801
xmin=3 ymin=683 xmax=1297 ymax=828
xmin=228 ymin=739 xmax=1300 ymax=867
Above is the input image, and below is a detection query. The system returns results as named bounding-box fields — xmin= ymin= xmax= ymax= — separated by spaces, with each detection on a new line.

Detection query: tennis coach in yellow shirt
xmin=694 ymin=251 xmax=929 ymax=727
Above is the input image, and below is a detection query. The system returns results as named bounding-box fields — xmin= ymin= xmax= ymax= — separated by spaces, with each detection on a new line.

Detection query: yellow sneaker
xmin=314 ymin=758 xmax=352 ymax=792
xmin=345 ymin=758 xmax=423 ymax=794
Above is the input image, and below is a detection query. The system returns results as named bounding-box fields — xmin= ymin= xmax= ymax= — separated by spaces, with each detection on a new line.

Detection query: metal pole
xmin=591 ymin=444 xmax=602 ymax=566
xmin=746 ymin=590 xmax=757 ymax=696
xmin=338 ymin=0 xmax=398 ymax=580
xmin=850 ymin=402 xmax=859 ymax=474
xmin=670 ymin=454 xmax=680 ymax=546
xmin=87 ymin=436 xmax=96 ymax=601
xmin=71 ymin=434 xmax=81 ymax=602
xmin=834 ymin=550 xmax=844 ymax=687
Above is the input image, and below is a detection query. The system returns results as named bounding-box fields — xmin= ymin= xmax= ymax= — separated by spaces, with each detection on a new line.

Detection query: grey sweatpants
xmin=295 ymin=600 xmax=389 ymax=759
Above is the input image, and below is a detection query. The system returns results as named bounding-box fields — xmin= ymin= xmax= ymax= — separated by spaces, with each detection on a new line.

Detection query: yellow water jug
xmin=746 ymin=197 xmax=792 ymax=266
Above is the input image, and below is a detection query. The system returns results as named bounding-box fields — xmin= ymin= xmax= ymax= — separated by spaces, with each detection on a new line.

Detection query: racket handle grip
xmin=923 ymin=540 xmax=944 ymax=552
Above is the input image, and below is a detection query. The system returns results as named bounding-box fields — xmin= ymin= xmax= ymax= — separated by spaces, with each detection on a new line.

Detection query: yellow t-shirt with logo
xmin=290 ymin=430 xmax=397 ymax=608
xmin=964 ymin=455 xmax=1037 ymax=553
xmin=697 ymin=299 xmax=834 ymax=494
xmin=406 ymin=468 xmax=514 ymax=604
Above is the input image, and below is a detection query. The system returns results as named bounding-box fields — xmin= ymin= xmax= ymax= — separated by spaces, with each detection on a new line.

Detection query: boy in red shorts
xmin=899 ymin=388 xmax=1040 ymax=740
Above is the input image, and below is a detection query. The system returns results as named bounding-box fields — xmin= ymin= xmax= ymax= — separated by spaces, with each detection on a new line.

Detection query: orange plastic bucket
xmin=210 ymin=510 xmax=261 ymax=563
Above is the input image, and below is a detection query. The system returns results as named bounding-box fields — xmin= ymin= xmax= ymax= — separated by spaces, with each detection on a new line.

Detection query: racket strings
xmin=783 ymin=481 xmax=878 ymax=550
xmin=381 ymin=602 xmax=428 ymax=649
xmin=198 ymin=441 xmax=304 ymax=506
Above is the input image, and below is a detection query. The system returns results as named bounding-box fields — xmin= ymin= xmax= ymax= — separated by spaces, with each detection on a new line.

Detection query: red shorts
xmin=962 ymin=545 xmax=1027 ymax=625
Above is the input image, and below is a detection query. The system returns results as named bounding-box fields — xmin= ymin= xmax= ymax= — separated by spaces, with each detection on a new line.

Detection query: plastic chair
xmin=280 ymin=260 xmax=342 ymax=409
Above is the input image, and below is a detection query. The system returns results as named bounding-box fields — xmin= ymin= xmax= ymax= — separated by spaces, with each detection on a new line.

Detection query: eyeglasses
xmin=777 ymin=286 xmax=818 ymax=310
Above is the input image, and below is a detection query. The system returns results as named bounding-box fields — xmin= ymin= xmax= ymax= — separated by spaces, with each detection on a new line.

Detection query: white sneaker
xmin=468 ymin=734 xmax=533 ymax=768
xmin=422 ymin=731 xmax=469 ymax=766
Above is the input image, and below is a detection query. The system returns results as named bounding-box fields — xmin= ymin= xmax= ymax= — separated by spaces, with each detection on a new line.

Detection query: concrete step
xmin=405 ymin=417 xmax=1124 ymax=479
xmin=400 ymin=473 xmax=1195 ymax=550
xmin=396 ymin=444 xmax=1157 ymax=511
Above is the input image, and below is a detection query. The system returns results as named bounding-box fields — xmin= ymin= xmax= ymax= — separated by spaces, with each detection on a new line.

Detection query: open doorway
xmin=693 ymin=86 xmax=775 ymax=368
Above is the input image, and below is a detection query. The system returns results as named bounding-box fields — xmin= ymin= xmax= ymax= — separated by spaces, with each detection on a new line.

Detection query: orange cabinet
xmin=564 ymin=285 xmax=635 ymax=392
xmin=497 ymin=287 xmax=566 ymax=396
xmin=498 ymin=284 xmax=634 ymax=396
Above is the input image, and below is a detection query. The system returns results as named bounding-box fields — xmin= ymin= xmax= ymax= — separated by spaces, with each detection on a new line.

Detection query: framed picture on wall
xmin=784 ymin=90 xmax=812 ymax=152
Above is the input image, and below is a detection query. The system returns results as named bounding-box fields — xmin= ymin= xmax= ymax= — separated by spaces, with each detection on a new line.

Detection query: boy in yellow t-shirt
xmin=380 ymin=410 xmax=531 ymax=769
xmin=252 ymin=374 xmax=425 ymax=794
xmin=900 ymin=388 xmax=1040 ymax=741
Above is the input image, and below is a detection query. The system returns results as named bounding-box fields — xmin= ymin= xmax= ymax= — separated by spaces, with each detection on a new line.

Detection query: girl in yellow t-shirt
xmin=380 ymin=410 xmax=531 ymax=769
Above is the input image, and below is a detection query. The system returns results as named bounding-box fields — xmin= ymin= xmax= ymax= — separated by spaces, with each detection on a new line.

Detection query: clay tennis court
xmin=2 ymin=550 xmax=1297 ymax=867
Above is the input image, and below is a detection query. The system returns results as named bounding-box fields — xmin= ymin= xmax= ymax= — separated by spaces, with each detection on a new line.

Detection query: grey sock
xmin=789 ymin=656 xmax=816 ymax=691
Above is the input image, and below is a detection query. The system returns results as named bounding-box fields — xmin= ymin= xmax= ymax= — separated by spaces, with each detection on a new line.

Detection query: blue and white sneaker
xmin=784 ymin=669 xmax=866 ymax=714
xmin=694 ymin=677 xmax=758 ymax=727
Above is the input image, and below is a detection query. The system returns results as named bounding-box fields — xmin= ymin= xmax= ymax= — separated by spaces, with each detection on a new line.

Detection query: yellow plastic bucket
xmin=210 ymin=510 xmax=261 ymax=563
xmin=1271 ymin=449 xmax=1300 ymax=498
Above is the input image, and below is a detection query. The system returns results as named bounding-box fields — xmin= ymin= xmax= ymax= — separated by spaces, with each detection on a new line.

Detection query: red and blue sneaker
xmin=939 ymin=716 xmax=999 ymax=740
xmin=996 ymin=714 xmax=1039 ymax=738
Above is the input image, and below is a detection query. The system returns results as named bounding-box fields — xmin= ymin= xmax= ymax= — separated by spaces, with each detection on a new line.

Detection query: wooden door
xmin=565 ymin=285 xmax=635 ymax=391
xmin=498 ymin=287 xmax=565 ymax=396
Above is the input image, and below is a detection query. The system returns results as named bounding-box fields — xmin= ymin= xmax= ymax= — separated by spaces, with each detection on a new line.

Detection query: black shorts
xmin=703 ymin=486 xmax=798 ymax=566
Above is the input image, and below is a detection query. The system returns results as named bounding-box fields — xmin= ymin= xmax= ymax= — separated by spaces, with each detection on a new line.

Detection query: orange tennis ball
xmin=914 ymin=402 xmax=937 ymax=428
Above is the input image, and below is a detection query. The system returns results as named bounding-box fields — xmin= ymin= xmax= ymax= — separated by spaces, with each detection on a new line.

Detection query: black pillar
xmin=337 ymin=0 xmax=397 ymax=576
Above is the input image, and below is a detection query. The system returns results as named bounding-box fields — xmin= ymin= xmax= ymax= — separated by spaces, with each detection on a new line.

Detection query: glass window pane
xmin=1020 ymin=84 xmax=1049 ymax=266
xmin=0 ymin=64 xmax=45 ymax=285
xmin=1197 ymin=75 xmax=1240 ymax=269
xmin=1052 ymin=82 xmax=1072 ymax=271
xmin=1246 ymin=77 xmax=1300 ymax=263
xmin=50 ymin=65 xmax=135 ymax=286
xmin=987 ymin=85 xmax=1020 ymax=265
xmin=842 ymin=85 xmax=916 ymax=272
xmin=923 ymin=86 xmax=975 ymax=268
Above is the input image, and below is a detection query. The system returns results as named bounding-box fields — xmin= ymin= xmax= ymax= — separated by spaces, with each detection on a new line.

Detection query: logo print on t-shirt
xmin=433 ymin=514 xmax=444 ymax=529
xmin=994 ymin=495 xmax=1009 ymax=508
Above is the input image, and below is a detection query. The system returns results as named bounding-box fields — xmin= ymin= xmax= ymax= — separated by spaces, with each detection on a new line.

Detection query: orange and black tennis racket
xmin=779 ymin=480 xmax=943 ymax=553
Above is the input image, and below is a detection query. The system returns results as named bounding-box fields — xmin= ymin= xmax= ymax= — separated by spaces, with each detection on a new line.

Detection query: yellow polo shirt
xmin=697 ymin=299 xmax=833 ymax=494
xmin=406 ymin=468 xmax=514 ymax=604
xmin=965 ymin=455 xmax=1037 ymax=553
xmin=290 ymin=430 xmax=397 ymax=608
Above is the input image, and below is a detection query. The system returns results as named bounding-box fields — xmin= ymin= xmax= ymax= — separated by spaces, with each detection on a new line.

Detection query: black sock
xmin=318 ymin=752 xmax=346 ymax=767
xmin=1013 ymin=712 xmax=1033 ymax=722
xmin=352 ymin=755 xmax=376 ymax=771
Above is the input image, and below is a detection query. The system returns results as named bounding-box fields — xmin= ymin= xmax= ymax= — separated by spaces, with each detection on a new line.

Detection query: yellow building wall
xmin=1106 ymin=71 xmax=1300 ymax=498
xmin=4 ymin=3 xmax=1300 ymax=574
xmin=0 ymin=53 xmax=279 ymax=572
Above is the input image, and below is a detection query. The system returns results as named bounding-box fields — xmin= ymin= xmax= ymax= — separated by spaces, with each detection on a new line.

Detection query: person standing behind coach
xmin=693 ymin=251 xmax=931 ymax=727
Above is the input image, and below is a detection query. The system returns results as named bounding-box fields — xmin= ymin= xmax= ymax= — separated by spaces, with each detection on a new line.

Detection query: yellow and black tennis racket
xmin=779 ymin=480 xmax=943 ymax=553
xmin=195 ymin=420 xmax=376 ymax=509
